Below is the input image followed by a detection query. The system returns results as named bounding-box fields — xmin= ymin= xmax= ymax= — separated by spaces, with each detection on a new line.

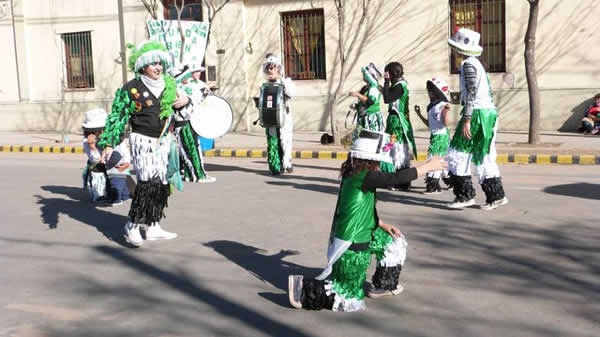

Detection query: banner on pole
xmin=147 ymin=20 xmax=210 ymax=67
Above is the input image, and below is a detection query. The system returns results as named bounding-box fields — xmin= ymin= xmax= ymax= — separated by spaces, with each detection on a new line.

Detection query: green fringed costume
xmin=383 ymin=79 xmax=416 ymax=174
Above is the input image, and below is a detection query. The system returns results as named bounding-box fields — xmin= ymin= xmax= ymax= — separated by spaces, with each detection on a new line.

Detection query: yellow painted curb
xmin=63 ymin=146 xmax=73 ymax=153
xmin=579 ymin=155 xmax=595 ymax=165
xmin=535 ymin=154 xmax=551 ymax=164
xmin=220 ymin=149 xmax=233 ymax=157
xmin=74 ymin=147 xmax=84 ymax=154
xmin=250 ymin=150 xmax=263 ymax=158
xmin=1 ymin=145 xmax=10 ymax=152
xmin=204 ymin=149 xmax=216 ymax=157
xmin=318 ymin=151 xmax=332 ymax=159
xmin=496 ymin=154 xmax=508 ymax=164
xmin=416 ymin=152 xmax=427 ymax=161
xmin=337 ymin=152 xmax=348 ymax=161
xmin=42 ymin=146 xmax=51 ymax=153
xmin=557 ymin=155 xmax=573 ymax=164
xmin=235 ymin=149 xmax=249 ymax=157
xmin=515 ymin=154 xmax=530 ymax=164
xmin=300 ymin=151 xmax=313 ymax=159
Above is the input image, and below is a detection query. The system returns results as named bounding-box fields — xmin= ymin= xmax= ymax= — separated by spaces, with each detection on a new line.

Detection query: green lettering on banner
xmin=185 ymin=29 xmax=192 ymax=38
xmin=185 ymin=44 xmax=191 ymax=53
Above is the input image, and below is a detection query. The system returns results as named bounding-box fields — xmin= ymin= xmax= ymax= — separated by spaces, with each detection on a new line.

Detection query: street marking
xmin=535 ymin=154 xmax=551 ymax=164
xmin=235 ymin=149 xmax=249 ymax=157
xmin=557 ymin=155 xmax=573 ymax=164
xmin=300 ymin=151 xmax=313 ymax=159
xmin=515 ymin=154 xmax=529 ymax=164
xmin=250 ymin=150 xmax=263 ymax=158
xmin=579 ymin=155 xmax=595 ymax=165
xmin=496 ymin=154 xmax=508 ymax=164
xmin=318 ymin=151 xmax=332 ymax=159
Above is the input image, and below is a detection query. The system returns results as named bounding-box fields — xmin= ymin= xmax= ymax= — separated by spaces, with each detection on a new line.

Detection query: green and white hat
xmin=350 ymin=129 xmax=394 ymax=164
xmin=448 ymin=28 xmax=483 ymax=57
xmin=168 ymin=63 xmax=193 ymax=84
xmin=361 ymin=63 xmax=382 ymax=87
xmin=127 ymin=40 xmax=171 ymax=73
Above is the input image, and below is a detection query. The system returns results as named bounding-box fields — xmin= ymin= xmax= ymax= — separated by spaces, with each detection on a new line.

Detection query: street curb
xmin=4 ymin=145 xmax=597 ymax=165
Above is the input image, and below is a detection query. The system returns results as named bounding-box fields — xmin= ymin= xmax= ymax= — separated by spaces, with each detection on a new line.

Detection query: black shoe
xmin=286 ymin=166 xmax=294 ymax=173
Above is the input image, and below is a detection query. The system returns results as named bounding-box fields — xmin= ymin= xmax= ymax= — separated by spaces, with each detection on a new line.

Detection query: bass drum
xmin=189 ymin=95 xmax=233 ymax=139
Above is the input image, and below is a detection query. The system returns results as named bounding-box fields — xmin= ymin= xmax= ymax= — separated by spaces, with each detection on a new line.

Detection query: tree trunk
xmin=176 ymin=0 xmax=186 ymax=63
xmin=525 ymin=0 xmax=540 ymax=144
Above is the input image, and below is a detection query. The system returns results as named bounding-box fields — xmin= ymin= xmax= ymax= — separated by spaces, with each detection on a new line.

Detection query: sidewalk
xmin=1 ymin=130 xmax=600 ymax=164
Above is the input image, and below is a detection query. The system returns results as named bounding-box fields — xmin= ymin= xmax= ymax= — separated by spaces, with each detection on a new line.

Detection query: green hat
xmin=127 ymin=40 xmax=170 ymax=73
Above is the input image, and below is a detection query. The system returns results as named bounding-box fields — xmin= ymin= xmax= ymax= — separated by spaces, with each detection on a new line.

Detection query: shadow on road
xmin=38 ymin=185 xmax=132 ymax=247
xmin=543 ymin=183 xmax=600 ymax=200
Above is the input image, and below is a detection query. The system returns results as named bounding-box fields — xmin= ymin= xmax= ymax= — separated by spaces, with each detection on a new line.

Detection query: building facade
xmin=1 ymin=0 xmax=599 ymax=133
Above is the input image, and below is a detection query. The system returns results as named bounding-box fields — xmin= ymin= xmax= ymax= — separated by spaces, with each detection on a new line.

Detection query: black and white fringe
xmin=128 ymin=177 xmax=170 ymax=225
xmin=301 ymin=279 xmax=335 ymax=311
xmin=371 ymin=265 xmax=402 ymax=291
xmin=481 ymin=177 xmax=505 ymax=203
xmin=425 ymin=176 xmax=442 ymax=193
xmin=451 ymin=175 xmax=476 ymax=201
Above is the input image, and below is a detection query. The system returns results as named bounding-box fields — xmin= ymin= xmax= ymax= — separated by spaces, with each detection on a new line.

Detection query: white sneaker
xmin=447 ymin=198 xmax=476 ymax=209
xmin=288 ymin=275 xmax=303 ymax=309
xmin=480 ymin=197 xmax=509 ymax=211
xmin=366 ymin=283 xmax=404 ymax=298
xmin=124 ymin=222 xmax=144 ymax=247
xmin=145 ymin=223 xmax=177 ymax=240
xmin=197 ymin=176 xmax=216 ymax=183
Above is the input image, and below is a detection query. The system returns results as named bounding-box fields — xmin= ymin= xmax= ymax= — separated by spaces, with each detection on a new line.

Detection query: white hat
xmin=426 ymin=77 xmax=451 ymax=102
xmin=263 ymin=53 xmax=282 ymax=75
xmin=190 ymin=63 xmax=205 ymax=73
xmin=448 ymin=28 xmax=483 ymax=57
xmin=350 ymin=129 xmax=394 ymax=164
xmin=361 ymin=63 xmax=382 ymax=87
xmin=81 ymin=108 xmax=107 ymax=129
xmin=168 ymin=63 xmax=193 ymax=84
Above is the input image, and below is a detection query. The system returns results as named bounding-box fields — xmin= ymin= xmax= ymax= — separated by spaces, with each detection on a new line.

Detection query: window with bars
xmin=62 ymin=31 xmax=94 ymax=89
xmin=449 ymin=0 xmax=505 ymax=73
xmin=281 ymin=9 xmax=326 ymax=80
xmin=162 ymin=0 xmax=203 ymax=21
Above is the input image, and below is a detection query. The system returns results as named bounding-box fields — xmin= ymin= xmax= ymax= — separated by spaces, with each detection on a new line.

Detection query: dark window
xmin=281 ymin=9 xmax=326 ymax=80
xmin=449 ymin=0 xmax=506 ymax=73
xmin=162 ymin=0 xmax=203 ymax=21
xmin=62 ymin=31 xmax=94 ymax=89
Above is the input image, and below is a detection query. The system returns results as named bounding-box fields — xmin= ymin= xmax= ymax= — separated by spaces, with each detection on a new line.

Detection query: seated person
xmin=579 ymin=93 xmax=600 ymax=134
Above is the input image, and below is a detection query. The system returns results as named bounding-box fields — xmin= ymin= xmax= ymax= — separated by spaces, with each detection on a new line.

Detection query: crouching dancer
xmin=288 ymin=129 xmax=447 ymax=312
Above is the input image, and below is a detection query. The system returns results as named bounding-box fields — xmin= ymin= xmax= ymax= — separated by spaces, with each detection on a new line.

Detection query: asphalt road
xmin=0 ymin=153 xmax=598 ymax=337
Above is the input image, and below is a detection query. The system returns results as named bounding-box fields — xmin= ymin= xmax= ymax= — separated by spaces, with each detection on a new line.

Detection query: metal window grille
xmin=449 ymin=0 xmax=506 ymax=73
xmin=62 ymin=31 xmax=94 ymax=89
xmin=281 ymin=9 xmax=326 ymax=80
xmin=163 ymin=0 xmax=203 ymax=21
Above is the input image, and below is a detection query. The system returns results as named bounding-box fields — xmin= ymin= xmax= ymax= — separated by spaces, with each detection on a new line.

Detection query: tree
xmin=525 ymin=0 xmax=540 ymax=144
xmin=328 ymin=0 xmax=371 ymax=144
xmin=173 ymin=0 xmax=187 ymax=63
xmin=139 ymin=0 xmax=160 ymax=19
xmin=202 ymin=0 xmax=232 ymax=44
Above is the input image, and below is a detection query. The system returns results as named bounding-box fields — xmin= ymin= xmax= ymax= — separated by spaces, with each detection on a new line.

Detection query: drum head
xmin=189 ymin=95 xmax=233 ymax=139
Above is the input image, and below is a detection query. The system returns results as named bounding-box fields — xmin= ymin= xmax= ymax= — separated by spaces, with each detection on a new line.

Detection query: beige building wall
xmin=0 ymin=0 xmax=155 ymax=132
xmin=206 ymin=0 xmax=600 ymax=132
xmin=1 ymin=0 xmax=599 ymax=132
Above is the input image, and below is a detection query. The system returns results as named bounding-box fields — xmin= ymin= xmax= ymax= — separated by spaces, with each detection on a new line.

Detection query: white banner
xmin=147 ymin=20 xmax=210 ymax=67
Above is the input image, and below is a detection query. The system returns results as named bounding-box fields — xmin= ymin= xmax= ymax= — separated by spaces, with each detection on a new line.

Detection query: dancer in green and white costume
xmin=288 ymin=129 xmax=447 ymax=312
xmin=169 ymin=64 xmax=216 ymax=183
xmin=349 ymin=65 xmax=384 ymax=132
xmin=415 ymin=77 xmax=452 ymax=194
xmin=381 ymin=63 xmax=417 ymax=190
xmin=261 ymin=53 xmax=296 ymax=175
xmin=446 ymin=28 xmax=508 ymax=210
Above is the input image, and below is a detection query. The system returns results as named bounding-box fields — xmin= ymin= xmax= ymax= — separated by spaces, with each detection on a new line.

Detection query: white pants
xmin=447 ymin=122 xmax=501 ymax=183
xmin=391 ymin=142 xmax=411 ymax=170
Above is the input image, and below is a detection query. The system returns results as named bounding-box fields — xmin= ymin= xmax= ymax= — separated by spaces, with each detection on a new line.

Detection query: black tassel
xmin=371 ymin=265 xmax=402 ymax=290
xmin=128 ymin=177 xmax=170 ymax=225
xmin=425 ymin=177 xmax=442 ymax=193
xmin=481 ymin=177 xmax=506 ymax=203
xmin=451 ymin=175 xmax=476 ymax=201
xmin=301 ymin=279 xmax=335 ymax=310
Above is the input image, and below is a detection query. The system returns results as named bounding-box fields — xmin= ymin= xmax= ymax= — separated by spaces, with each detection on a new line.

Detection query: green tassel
xmin=385 ymin=113 xmax=417 ymax=157
xmin=369 ymin=227 xmax=394 ymax=262
xmin=98 ymin=88 xmax=134 ymax=148
xmin=428 ymin=131 xmax=449 ymax=156
xmin=266 ymin=129 xmax=282 ymax=174
xmin=160 ymin=75 xmax=176 ymax=120
xmin=331 ymin=249 xmax=371 ymax=301
xmin=450 ymin=109 xmax=497 ymax=165
xmin=380 ymin=161 xmax=395 ymax=173
xmin=181 ymin=123 xmax=205 ymax=179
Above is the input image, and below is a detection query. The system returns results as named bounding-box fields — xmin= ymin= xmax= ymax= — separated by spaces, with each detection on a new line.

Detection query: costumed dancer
xmin=105 ymin=133 xmax=132 ymax=206
xmin=261 ymin=53 xmax=296 ymax=175
xmin=348 ymin=64 xmax=384 ymax=132
xmin=446 ymin=28 xmax=508 ymax=210
xmin=381 ymin=62 xmax=417 ymax=192
xmin=414 ymin=78 xmax=452 ymax=194
xmin=82 ymin=108 xmax=109 ymax=202
xmin=98 ymin=40 xmax=191 ymax=247
xmin=288 ymin=129 xmax=447 ymax=312
xmin=169 ymin=64 xmax=216 ymax=183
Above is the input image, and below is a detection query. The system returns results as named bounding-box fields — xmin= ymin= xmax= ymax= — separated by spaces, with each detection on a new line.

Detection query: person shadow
xmin=37 ymin=185 xmax=133 ymax=247
xmin=204 ymin=240 xmax=322 ymax=307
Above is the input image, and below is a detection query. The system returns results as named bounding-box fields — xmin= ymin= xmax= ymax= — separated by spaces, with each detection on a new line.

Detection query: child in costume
xmin=99 ymin=40 xmax=191 ymax=247
xmin=82 ymin=108 xmax=109 ymax=202
xmin=261 ymin=53 xmax=296 ymax=175
xmin=169 ymin=63 xmax=216 ymax=183
xmin=105 ymin=134 xmax=131 ymax=206
xmin=446 ymin=28 xmax=508 ymax=210
xmin=349 ymin=64 xmax=384 ymax=132
xmin=380 ymin=62 xmax=417 ymax=190
xmin=414 ymin=78 xmax=452 ymax=194
xmin=288 ymin=129 xmax=447 ymax=312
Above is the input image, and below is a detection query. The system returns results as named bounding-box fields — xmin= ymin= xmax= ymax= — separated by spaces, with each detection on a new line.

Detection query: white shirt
xmin=428 ymin=101 xmax=449 ymax=135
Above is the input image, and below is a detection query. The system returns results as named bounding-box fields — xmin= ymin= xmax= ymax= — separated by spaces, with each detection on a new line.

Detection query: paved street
xmin=0 ymin=153 xmax=598 ymax=337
